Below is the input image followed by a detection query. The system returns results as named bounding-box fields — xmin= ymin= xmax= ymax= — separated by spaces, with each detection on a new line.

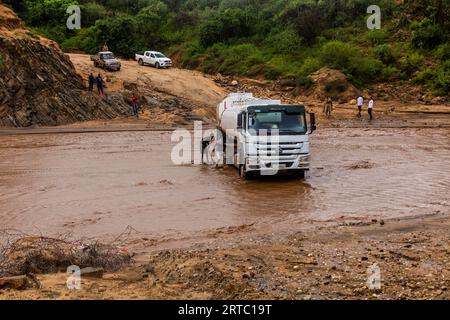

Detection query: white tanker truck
xmin=203 ymin=92 xmax=316 ymax=179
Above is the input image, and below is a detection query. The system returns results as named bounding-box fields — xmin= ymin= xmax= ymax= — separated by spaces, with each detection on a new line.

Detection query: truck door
xmin=99 ymin=54 xmax=105 ymax=67
xmin=145 ymin=52 xmax=151 ymax=64
xmin=150 ymin=53 xmax=156 ymax=66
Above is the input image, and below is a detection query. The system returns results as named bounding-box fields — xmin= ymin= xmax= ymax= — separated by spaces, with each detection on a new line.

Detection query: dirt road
xmin=68 ymin=53 xmax=226 ymax=110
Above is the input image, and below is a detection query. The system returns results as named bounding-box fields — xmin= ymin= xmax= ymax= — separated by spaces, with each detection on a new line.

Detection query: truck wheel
xmin=239 ymin=165 xmax=250 ymax=180
xmin=293 ymin=171 xmax=305 ymax=179
xmin=138 ymin=59 xmax=143 ymax=66
xmin=155 ymin=62 xmax=160 ymax=69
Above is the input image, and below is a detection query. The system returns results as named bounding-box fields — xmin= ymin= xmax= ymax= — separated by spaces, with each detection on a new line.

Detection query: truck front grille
xmin=255 ymin=142 xmax=304 ymax=162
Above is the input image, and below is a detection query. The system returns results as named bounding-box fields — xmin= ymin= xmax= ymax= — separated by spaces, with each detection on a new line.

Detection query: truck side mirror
xmin=310 ymin=112 xmax=316 ymax=132
xmin=237 ymin=113 xmax=243 ymax=129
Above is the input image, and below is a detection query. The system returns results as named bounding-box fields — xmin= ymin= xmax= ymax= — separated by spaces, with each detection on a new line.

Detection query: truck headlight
xmin=300 ymin=155 xmax=310 ymax=162
xmin=247 ymin=158 xmax=259 ymax=166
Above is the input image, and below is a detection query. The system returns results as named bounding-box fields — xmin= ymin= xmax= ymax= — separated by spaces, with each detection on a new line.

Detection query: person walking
xmin=131 ymin=93 xmax=139 ymax=117
xmin=95 ymin=74 xmax=104 ymax=96
xmin=88 ymin=73 xmax=94 ymax=92
xmin=324 ymin=97 xmax=333 ymax=118
xmin=368 ymin=97 xmax=374 ymax=121
xmin=357 ymin=95 xmax=364 ymax=118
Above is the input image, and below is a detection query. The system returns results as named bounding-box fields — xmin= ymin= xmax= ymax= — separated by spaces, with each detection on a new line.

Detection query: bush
xmin=26 ymin=0 xmax=79 ymax=26
xmin=436 ymin=43 xmax=450 ymax=61
xmin=81 ymin=2 xmax=109 ymax=28
xmin=373 ymin=44 xmax=396 ymax=65
xmin=433 ymin=60 xmax=450 ymax=96
xmin=319 ymin=41 xmax=357 ymax=70
xmin=264 ymin=28 xmax=302 ymax=55
xmin=411 ymin=18 xmax=443 ymax=50
xmin=218 ymin=44 xmax=264 ymax=75
xmin=300 ymin=57 xmax=321 ymax=76
xmin=320 ymin=40 xmax=383 ymax=84
xmin=400 ymin=53 xmax=424 ymax=76
xmin=381 ymin=66 xmax=399 ymax=81
xmin=199 ymin=8 xmax=256 ymax=47
xmin=349 ymin=56 xmax=383 ymax=85
xmin=412 ymin=68 xmax=435 ymax=84
xmin=93 ymin=17 xmax=139 ymax=58
xmin=366 ymin=29 xmax=388 ymax=45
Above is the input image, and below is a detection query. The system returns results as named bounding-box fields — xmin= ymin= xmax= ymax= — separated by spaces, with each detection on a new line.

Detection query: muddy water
xmin=0 ymin=128 xmax=449 ymax=241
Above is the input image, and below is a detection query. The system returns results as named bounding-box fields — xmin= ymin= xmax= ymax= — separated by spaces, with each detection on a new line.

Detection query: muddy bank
xmin=1 ymin=213 xmax=448 ymax=300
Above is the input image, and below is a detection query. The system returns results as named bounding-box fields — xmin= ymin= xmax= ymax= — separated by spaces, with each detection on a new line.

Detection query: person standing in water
xmin=95 ymin=74 xmax=104 ymax=96
xmin=368 ymin=97 xmax=374 ymax=121
xmin=324 ymin=97 xmax=333 ymax=118
xmin=357 ymin=95 xmax=364 ymax=118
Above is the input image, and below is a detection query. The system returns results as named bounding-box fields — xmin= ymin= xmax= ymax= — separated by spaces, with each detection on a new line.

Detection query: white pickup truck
xmin=135 ymin=51 xmax=172 ymax=69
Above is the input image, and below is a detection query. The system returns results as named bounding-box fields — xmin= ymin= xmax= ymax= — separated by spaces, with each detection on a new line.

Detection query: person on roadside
xmin=324 ymin=96 xmax=333 ymax=118
xmin=357 ymin=95 xmax=364 ymax=118
xmin=131 ymin=93 xmax=139 ymax=117
xmin=368 ymin=96 xmax=374 ymax=121
xmin=88 ymin=73 xmax=94 ymax=92
xmin=96 ymin=74 xmax=104 ymax=96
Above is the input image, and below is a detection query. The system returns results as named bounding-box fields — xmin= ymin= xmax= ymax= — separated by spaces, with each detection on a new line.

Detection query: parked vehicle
xmin=90 ymin=51 xmax=121 ymax=71
xmin=204 ymin=92 xmax=316 ymax=179
xmin=135 ymin=51 xmax=172 ymax=69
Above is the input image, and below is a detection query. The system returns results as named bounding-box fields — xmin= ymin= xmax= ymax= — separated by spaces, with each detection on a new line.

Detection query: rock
xmin=231 ymin=80 xmax=239 ymax=86
xmin=0 ymin=5 xmax=130 ymax=127
xmin=0 ymin=275 xmax=30 ymax=290
xmin=144 ymin=96 xmax=161 ymax=107
xmin=80 ymin=267 xmax=104 ymax=279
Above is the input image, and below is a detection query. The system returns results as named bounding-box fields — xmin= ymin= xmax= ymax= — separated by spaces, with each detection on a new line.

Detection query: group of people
xmin=88 ymin=73 xmax=104 ymax=96
xmin=357 ymin=95 xmax=374 ymax=121
xmin=87 ymin=72 xmax=139 ymax=117
xmin=323 ymin=95 xmax=374 ymax=120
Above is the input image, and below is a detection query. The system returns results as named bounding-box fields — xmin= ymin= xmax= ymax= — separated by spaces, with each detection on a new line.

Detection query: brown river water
xmin=0 ymin=128 xmax=449 ymax=243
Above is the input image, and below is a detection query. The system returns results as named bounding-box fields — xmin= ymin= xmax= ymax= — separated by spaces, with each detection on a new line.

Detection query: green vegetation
xmin=3 ymin=0 xmax=450 ymax=96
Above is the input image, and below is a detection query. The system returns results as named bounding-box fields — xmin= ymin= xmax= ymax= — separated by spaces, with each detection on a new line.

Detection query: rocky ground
xmin=1 ymin=213 xmax=448 ymax=300
xmin=0 ymin=5 xmax=134 ymax=127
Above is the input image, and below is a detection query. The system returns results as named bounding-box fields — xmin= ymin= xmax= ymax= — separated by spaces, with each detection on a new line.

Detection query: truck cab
xmin=214 ymin=93 xmax=316 ymax=179
xmin=135 ymin=51 xmax=172 ymax=69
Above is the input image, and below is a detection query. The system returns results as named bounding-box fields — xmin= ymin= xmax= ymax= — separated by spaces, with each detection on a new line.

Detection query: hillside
xmin=0 ymin=4 xmax=130 ymax=127
xmin=3 ymin=0 xmax=449 ymax=100
xmin=0 ymin=4 xmax=227 ymax=127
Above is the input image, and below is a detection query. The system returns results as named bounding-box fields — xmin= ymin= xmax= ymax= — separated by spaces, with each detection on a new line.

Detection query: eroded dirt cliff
xmin=0 ymin=5 xmax=129 ymax=127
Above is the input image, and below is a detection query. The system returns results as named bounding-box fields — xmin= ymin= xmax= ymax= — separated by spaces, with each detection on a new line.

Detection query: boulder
xmin=0 ymin=275 xmax=30 ymax=290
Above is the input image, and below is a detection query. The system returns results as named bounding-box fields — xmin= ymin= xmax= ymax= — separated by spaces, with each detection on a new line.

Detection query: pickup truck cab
xmin=135 ymin=51 xmax=172 ymax=69
xmin=91 ymin=51 xmax=121 ymax=71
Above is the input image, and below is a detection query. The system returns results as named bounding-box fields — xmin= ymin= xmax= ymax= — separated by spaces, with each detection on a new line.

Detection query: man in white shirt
xmin=368 ymin=97 xmax=374 ymax=121
xmin=357 ymin=96 xmax=364 ymax=117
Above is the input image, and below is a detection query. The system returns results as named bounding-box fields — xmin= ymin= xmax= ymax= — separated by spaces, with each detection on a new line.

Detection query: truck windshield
xmin=155 ymin=53 xmax=166 ymax=58
xmin=248 ymin=111 xmax=306 ymax=135
xmin=101 ymin=53 xmax=115 ymax=59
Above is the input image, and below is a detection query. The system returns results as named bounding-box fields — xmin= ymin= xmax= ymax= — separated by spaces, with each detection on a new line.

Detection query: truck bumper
xmin=245 ymin=155 xmax=310 ymax=174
